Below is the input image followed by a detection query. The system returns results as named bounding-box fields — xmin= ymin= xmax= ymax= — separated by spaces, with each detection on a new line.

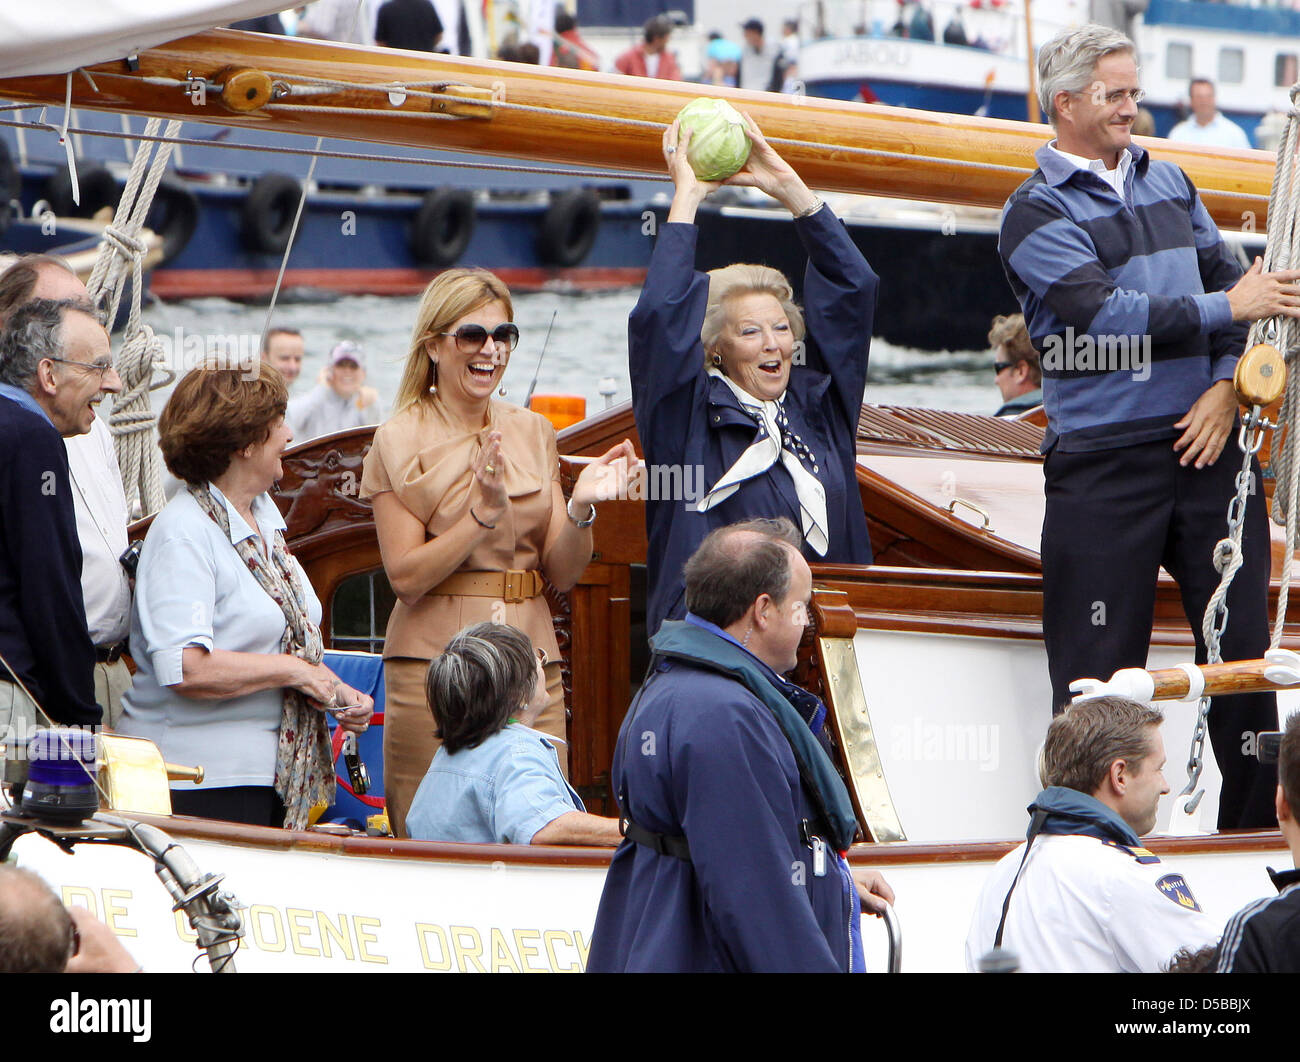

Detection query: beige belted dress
xmin=360 ymin=398 xmax=568 ymax=838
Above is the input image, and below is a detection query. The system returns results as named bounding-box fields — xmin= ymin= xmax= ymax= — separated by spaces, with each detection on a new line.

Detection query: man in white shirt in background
xmin=287 ymin=340 xmax=383 ymax=442
xmin=1167 ymin=78 xmax=1251 ymax=150
xmin=0 ymin=256 xmax=131 ymax=728
xmin=739 ymin=18 xmax=779 ymax=92
xmin=966 ymin=696 xmax=1221 ymax=972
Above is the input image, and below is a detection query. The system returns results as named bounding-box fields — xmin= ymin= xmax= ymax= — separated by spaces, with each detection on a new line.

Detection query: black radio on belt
xmin=119 ymin=539 xmax=143 ymax=579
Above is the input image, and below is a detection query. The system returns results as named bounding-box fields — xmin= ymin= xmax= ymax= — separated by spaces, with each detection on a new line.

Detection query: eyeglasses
xmin=994 ymin=361 xmax=1015 ymax=375
xmin=45 ymin=355 xmax=115 ymax=379
xmin=437 ymin=323 xmax=520 ymax=354
xmin=536 ymin=647 xmax=549 ymax=665
xmin=1075 ymin=87 xmax=1145 ymax=106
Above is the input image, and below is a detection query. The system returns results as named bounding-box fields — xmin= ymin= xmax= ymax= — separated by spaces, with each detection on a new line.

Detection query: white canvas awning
xmin=0 ymin=1 xmax=291 ymax=78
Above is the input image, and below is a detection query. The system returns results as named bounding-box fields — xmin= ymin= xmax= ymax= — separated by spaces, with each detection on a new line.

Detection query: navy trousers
xmin=1041 ymin=436 xmax=1278 ymax=830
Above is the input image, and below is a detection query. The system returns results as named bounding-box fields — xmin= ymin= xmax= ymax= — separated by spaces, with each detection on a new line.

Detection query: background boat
xmin=799 ymin=0 xmax=1295 ymax=144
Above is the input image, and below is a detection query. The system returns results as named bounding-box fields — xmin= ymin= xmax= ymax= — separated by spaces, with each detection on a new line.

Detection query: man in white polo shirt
xmin=1168 ymin=78 xmax=1251 ymax=150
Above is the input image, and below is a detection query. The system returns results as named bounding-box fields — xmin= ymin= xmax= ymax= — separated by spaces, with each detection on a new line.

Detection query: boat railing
xmin=796 ymin=0 xmax=1076 ymax=63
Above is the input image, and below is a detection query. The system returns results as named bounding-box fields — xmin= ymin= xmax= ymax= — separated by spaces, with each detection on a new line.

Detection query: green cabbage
xmin=676 ymin=98 xmax=752 ymax=181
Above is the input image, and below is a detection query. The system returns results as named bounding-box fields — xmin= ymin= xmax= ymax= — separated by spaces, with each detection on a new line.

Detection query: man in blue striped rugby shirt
xmin=999 ymin=24 xmax=1300 ymax=829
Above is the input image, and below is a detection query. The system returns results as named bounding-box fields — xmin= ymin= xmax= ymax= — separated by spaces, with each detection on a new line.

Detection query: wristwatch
xmin=566 ymin=498 xmax=596 ymax=528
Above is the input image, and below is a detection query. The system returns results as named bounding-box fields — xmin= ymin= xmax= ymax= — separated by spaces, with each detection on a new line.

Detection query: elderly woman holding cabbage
xmin=630 ymin=103 xmax=879 ymax=637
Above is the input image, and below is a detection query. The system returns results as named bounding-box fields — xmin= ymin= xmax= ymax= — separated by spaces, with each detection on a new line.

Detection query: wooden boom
xmin=0 ymin=28 xmax=1275 ymax=229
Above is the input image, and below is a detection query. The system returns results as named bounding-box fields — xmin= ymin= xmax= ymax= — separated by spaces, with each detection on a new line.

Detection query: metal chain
xmin=1184 ymin=410 xmax=1268 ymax=810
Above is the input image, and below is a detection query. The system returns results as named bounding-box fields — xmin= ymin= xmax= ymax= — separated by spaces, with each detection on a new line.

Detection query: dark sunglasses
xmin=438 ymin=323 xmax=520 ymax=354
xmin=993 ymin=361 xmax=1016 ymax=375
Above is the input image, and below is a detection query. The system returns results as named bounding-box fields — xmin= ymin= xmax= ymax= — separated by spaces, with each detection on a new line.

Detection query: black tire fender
xmin=145 ymin=177 xmax=200 ymax=265
xmin=44 ymin=164 xmax=119 ymax=219
xmin=536 ymin=189 xmax=601 ymax=268
xmin=409 ymin=187 xmax=475 ymax=267
xmin=240 ymin=172 xmax=302 ymax=255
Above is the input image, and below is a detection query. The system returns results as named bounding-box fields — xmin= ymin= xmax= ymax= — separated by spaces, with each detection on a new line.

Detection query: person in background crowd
xmin=705 ymin=33 xmax=742 ymax=87
xmin=773 ymin=17 xmax=800 ymax=90
xmin=514 ymin=42 xmax=541 ymax=65
xmin=375 ymin=0 xmax=443 ymax=52
xmin=360 ymin=267 xmax=633 ymax=836
xmin=552 ymin=10 xmax=598 ymax=71
xmin=988 ymin=313 xmax=1042 ymax=417
xmin=1167 ymin=78 xmax=1250 ymax=150
xmin=1217 ymin=711 xmax=1300 ymax=972
xmin=615 ymin=15 xmax=681 ymax=80
xmin=0 ymin=257 xmax=131 ymax=727
xmin=286 ymin=340 xmax=383 ymax=441
xmin=909 ymin=3 xmax=936 ymax=41
xmin=632 ymin=114 xmax=877 ymax=638
xmin=0 ymin=866 xmax=139 ymax=973
xmin=943 ymin=10 xmax=969 ymax=45
xmin=0 ymin=299 xmax=113 ymax=733
xmin=120 ymin=362 xmax=373 ymax=828
xmin=589 ymin=518 xmax=894 ymax=972
xmin=966 ymin=697 xmax=1221 ymax=972
xmin=231 ymin=12 xmax=286 ymax=34
xmin=262 ymin=327 xmax=304 ymax=387
xmin=1131 ymin=106 xmax=1156 ymax=137
xmin=297 ymin=0 xmax=377 ymax=44
xmin=999 ymin=24 xmax=1300 ymax=828
xmin=739 ymin=17 xmax=779 ymax=91
xmin=406 ymin=622 xmax=622 ymax=845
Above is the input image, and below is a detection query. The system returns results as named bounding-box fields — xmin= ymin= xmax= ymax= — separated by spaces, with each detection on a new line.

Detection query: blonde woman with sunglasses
xmin=361 ymin=268 xmax=632 ymax=836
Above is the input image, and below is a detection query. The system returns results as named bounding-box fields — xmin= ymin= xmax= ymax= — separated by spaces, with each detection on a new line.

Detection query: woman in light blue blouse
xmin=406 ymin=623 xmax=620 ymax=846
xmin=120 ymin=362 xmax=372 ymax=829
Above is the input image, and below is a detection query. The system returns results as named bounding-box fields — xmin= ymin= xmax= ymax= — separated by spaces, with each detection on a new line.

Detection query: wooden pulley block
xmin=219 ymin=67 xmax=275 ymax=112
xmin=1234 ymin=342 xmax=1287 ymax=407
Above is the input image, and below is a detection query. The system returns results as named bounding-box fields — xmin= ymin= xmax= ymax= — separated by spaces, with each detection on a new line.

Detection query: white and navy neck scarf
xmin=695 ymin=369 xmax=829 ymax=555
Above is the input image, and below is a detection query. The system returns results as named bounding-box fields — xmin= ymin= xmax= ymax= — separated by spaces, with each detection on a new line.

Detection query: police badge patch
xmin=1155 ymin=873 xmax=1202 ymax=911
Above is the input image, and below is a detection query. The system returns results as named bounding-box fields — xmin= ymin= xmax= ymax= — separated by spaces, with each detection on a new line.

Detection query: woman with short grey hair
xmin=631 ymin=113 xmax=878 ymax=639
xmin=405 ymin=623 xmax=621 ymax=846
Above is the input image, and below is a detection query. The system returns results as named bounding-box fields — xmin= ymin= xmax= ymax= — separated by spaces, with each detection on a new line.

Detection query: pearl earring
xmin=428 ymin=362 xmax=438 ymax=396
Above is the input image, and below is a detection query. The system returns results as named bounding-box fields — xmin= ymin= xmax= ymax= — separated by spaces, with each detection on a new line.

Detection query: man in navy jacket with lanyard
xmin=588 ymin=518 xmax=894 ymax=972
xmin=998 ymin=24 xmax=1300 ymax=828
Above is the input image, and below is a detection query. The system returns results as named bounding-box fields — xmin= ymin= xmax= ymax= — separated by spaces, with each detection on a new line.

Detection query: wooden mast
xmin=0 ymin=27 xmax=1274 ymax=228
xmin=1023 ymin=0 xmax=1041 ymax=126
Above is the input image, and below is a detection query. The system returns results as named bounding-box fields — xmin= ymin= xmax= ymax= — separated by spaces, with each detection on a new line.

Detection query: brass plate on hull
xmin=818 ymin=636 xmax=905 ymax=843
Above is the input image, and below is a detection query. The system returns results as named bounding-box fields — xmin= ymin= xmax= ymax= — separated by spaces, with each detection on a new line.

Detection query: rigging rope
xmin=1181 ymin=85 xmax=1300 ymax=810
xmin=84 ymin=116 xmax=181 ymax=519
xmin=1263 ymin=87 xmax=1300 ymax=649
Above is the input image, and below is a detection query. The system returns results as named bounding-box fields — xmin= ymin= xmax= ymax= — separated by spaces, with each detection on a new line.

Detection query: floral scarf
xmin=189 ymin=484 xmax=334 ymax=829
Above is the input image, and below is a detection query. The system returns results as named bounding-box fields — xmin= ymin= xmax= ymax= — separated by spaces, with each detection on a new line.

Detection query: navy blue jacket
xmin=0 ymin=395 xmax=98 ymax=724
xmin=587 ymin=627 xmax=858 ymax=972
xmin=630 ymin=208 xmax=877 ymax=636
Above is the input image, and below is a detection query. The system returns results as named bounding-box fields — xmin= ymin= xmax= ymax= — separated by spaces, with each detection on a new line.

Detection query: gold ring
xmin=485 ymin=463 xmax=496 ymax=474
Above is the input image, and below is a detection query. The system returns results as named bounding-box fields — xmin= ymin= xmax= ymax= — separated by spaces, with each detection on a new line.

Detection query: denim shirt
xmin=406 ymin=724 xmax=584 ymax=844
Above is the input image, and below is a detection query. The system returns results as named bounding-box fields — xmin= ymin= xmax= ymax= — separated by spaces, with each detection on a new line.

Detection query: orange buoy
xmin=529 ymin=393 xmax=586 ymax=431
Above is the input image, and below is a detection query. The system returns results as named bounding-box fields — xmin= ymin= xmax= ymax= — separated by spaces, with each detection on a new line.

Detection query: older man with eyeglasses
xmin=0 ymin=298 xmax=118 ymax=744
xmin=0 ymin=256 xmax=133 ymax=730
xmin=999 ymin=24 xmax=1300 ymax=830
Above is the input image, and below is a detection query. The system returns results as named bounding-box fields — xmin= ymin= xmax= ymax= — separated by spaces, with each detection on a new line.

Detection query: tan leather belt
xmin=431 ymin=569 xmax=545 ymax=603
